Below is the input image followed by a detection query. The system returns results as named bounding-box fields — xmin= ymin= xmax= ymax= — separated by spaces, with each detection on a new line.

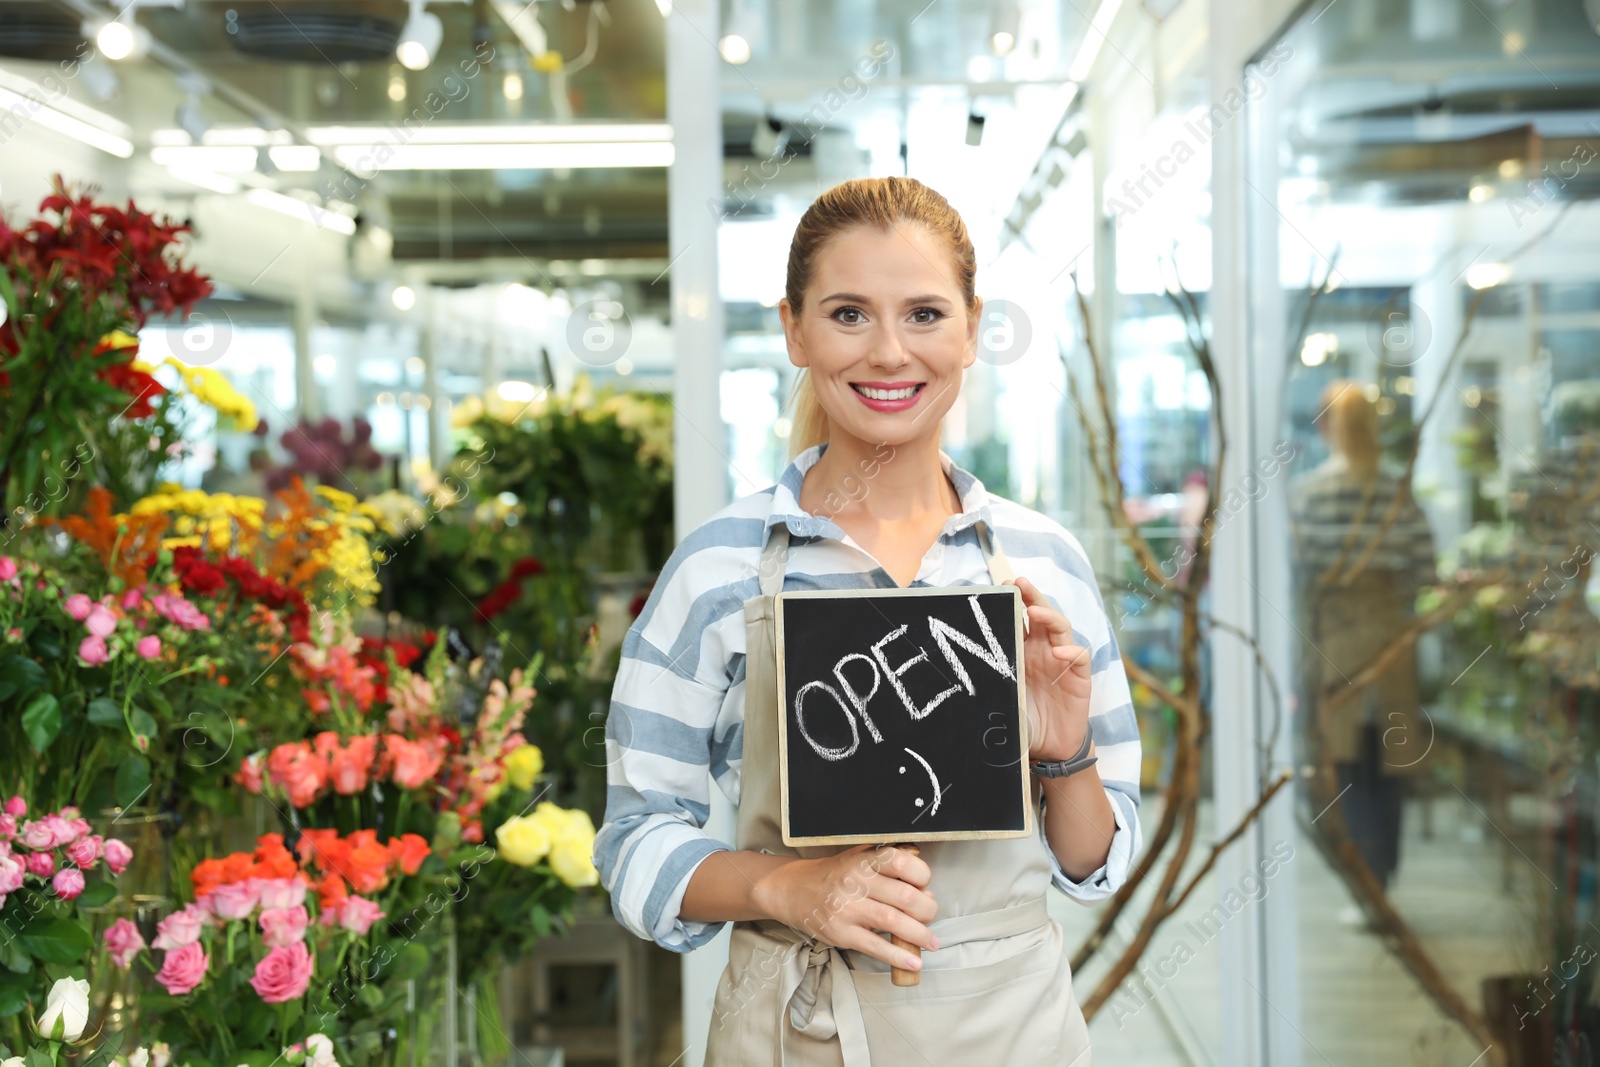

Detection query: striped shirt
xmin=594 ymin=443 xmax=1144 ymax=952
xmin=1290 ymin=456 xmax=1436 ymax=590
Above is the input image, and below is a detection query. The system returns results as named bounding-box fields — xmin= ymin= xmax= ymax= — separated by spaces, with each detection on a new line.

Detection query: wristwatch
xmin=1030 ymin=722 xmax=1096 ymax=780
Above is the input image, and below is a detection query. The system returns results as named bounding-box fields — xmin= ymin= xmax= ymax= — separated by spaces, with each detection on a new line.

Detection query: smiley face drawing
xmin=898 ymin=747 xmax=944 ymax=817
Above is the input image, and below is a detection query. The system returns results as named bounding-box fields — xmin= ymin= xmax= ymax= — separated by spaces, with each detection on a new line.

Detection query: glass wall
xmin=1247 ymin=0 xmax=1600 ymax=1060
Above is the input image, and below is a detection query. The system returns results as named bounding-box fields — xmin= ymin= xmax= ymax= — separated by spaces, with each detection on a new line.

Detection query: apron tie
xmin=773 ymin=936 xmax=871 ymax=1067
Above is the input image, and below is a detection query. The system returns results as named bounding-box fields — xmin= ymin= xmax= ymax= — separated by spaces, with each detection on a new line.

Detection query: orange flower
xmin=345 ymin=831 xmax=392 ymax=894
xmin=40 ymin=487 xmax=170 ymax=586
xmin=191 ymin=857 xmax=228 ymax=899
xmin=296 ymin=827 xmax=347 ymax=874
xmin=315 ymin=871 xmax=348 ymax=912
xmin=220 ymin=852 xmax=254 ymax=885
xmin=252 ymin=835 xmax=301 ymax=879
xmin=387 ymin=833 xmax=431 ymax=876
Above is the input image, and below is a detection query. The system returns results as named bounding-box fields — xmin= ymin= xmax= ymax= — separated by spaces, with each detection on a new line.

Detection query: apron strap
xmin=760 ymin=523 xmax=791 ymax=598
xmin=976 ymin=520 xmax=1016 ymax=584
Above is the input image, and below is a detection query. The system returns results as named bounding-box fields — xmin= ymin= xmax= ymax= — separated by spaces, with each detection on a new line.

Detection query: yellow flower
xmin=503 ymin=744 xmax=544 ymax=792
xmin=495 ymin=814 xmax=552 ymax=867
xmin=164 ymin=357 xmax=259 ymax=432
xmin=549 ymin=837 xmax=599 ymax=888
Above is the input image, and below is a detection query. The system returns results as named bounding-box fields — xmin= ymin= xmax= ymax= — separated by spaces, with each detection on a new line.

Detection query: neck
xmin=805 ymin=432 xmax=957 ymax=523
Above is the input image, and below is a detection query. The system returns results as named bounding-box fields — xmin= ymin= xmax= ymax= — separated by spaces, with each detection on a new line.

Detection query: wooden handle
xmin=890 ymin=844 xmax=922 ymax=987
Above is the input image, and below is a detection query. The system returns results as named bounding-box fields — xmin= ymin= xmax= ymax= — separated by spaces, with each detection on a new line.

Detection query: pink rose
xmin=152 ymin=903 xmax=208 ymax=950
xmin=18 ymin=820 xmax=53 ymax=850
xmin=255 ymin=877 xmax=306 ymax=911
xmin=337 ymin=896 xmax=385 ymax=935
xmin=25 ymin=851 xmax=54 ymax=878
xmin=42 ymin=814 xmax=78 ymax=847
xmin=103 ymin=838 xmax=133 ymax=875
xmin=63 ymin=593 xmax=92 ymax=620
xmin=0 ymin=557 xmax=15 ymax=581
xmin=78 ymin=635 xmax=110 ymax=666
xmin=0 ymin=814 xmax=14 ymax=840
xmin=267 ymin=743 xmax=328 ymax=809
xmin=135 ymin=635 xmax=162 ymax=659
xmin=151 ymin=593 xmax=210 ymax=632
xmin=51 ymin=867 xmax=85 ymax=900
xmin=205 ymin=880 xmax=259 ymax=920
xmin=258 ymin=905 xmax=309 ymax=947
xmin=65 ymin=835 xmax=101 ymax=871
xmin=121 ymin=586 xmax=145 ymax=611
xmin=0 ymin=855 xmax=24 ymax=894
xmin=5 ymin=797 xmax=24 ymax=818
xmin=249 ymin=942 xmax=313 ymax=1003
xmin=103 ymin=917 xmax=146 ymax=968
xmin=84 ymin=603 xmax=117 ymax=638
xmin=234 ymin=752 xmax=266 ymax=794
xmin=155 ymin=941 xmax=208 ymax=996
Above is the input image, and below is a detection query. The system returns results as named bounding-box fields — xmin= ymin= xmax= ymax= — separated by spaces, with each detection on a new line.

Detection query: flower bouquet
xmin=107 ymin=830 xmax=433 ymax=1067
xmin=0 ymin=795 xmax=133 ymax=1046
xmin=0 ymin=177 xmax=212 ymax=522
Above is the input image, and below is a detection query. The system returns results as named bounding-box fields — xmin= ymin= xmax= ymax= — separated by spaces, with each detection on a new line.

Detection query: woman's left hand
xmin=1003 ymin=576 xmax=1093 ymax=761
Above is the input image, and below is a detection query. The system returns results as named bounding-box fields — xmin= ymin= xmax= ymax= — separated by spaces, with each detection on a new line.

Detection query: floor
xmin=606 ymin=790 xmax=1536 ymax=1066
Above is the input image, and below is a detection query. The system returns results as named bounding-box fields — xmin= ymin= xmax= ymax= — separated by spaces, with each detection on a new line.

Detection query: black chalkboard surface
xmin=775 ymin=585 xmax=1032 ymax=846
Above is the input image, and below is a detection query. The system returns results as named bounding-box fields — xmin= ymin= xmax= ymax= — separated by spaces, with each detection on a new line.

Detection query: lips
xmin=849 ymin=382 xmax=925 ymax=412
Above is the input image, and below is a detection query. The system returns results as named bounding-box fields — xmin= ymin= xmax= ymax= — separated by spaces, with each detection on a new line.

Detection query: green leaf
xmin=25 ymin=1046 xmax=50 ymax=1067
xmin=113 ymin=754 xmax=150 ymax=808
xmin=0 ymin=984 xmax=23 ymax=1018
xmin=0 ymin=937 xmax=28 ymax=975
xmin=357 ymin=980 xmax=385 ymax=1009
xmin=128 ymin=706 xmax=157 ymax=746
xmin=18 ymin=917 xmax=92 ymax=963
xmin=388 ymin=940 xmax=429 ymax=982
xmin=79 ymin=1029 xmax=125 ymax=1067
xmin=86 ymin=697 xmax=123 ymax=727
xmin=21 ymin=692 xmax=61 ymax=753
xmin=75 ymin=880 xmax=117 ymax=909
xmin=529 ymin=903 xmax=552 ymax=938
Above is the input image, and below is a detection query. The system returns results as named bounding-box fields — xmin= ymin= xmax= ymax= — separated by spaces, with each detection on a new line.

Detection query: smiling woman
xmin=595 ymin=176 xmax=1142 ymax=1066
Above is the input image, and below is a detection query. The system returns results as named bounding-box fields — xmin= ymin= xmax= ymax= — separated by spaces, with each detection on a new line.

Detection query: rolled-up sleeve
xmin=593 ymin=627 xmax=738 ymax=950
xmin=1035 ymin=535 xmax=1144 ymax=904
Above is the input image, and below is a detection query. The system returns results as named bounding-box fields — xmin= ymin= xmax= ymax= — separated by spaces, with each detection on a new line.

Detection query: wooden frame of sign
xmin=774 ymin=584 xmax=1034 ymax=847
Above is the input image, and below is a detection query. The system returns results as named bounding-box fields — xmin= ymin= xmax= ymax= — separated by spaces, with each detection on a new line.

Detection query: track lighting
xmin=988 ymin=1 xmax=1021 ymax=55
xmin=965 ymin=112 xmax=985 ymax=147
xmin=91 ymin=14 xmax=151 ymax=61
xmin=396 ymin=0 xmax=443 ymax=71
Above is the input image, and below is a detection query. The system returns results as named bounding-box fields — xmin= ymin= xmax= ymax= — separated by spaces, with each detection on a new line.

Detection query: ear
xmin=963 ymin=296 xmax=983 ymax=369
xmin=778 ymin=298 xmax=809 ymax=369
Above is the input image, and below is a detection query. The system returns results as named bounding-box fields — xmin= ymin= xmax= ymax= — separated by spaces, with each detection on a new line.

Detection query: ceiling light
xmin=1497 ymin=158 xmax=1522 ymax=178
xmin=504 ymin=72 xmax=524 ymax=100
xmin=1299 ymin=332 xmax=1337 ymax=367
xmin=750 ymin=114 xmax=784 ymax=159
xmin=309 ymin=122 xmax=673 ymax=145
xmin=0 ymin=81 xmax=132 ymax=157
xmin=1466 ymin=263 xmax=1510 ymax=290
xmin=719 ymin=1 xmax=755 ymax=64
xmin=1468 ymin=183 xmax=1493 ymax=203
xmin=989 ymin=1 xmax=1021 ymax=55
xmin=392 ymin=285 xmax=417 ymax=310
xmin=965 ymin=112 xmax=985 ymax=147
xmin=165 ymin=168 xmax=240 ymax=195
xmin=331 ymin=141 xmax=674 ymax=171
xmin=94 ymin=17 xmax=150 ymax=61
xmin=388 ymin=74 xmax=406 ymax=102
xmin=396 ymin=2 xmax=443 ymax=71
xmin=246 ymin=189 xmax=358 ymax=235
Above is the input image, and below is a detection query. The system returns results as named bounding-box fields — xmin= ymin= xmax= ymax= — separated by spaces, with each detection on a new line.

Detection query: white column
xmin=668 ymin=2 xmax=730 ymax=1065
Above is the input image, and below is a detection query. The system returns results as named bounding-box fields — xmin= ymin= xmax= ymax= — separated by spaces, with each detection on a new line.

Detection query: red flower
xmin=509 ymin=557 xmax=545 ymax=580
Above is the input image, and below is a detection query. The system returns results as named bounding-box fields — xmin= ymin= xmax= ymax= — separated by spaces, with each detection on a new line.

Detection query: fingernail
xmin=929 ymin=935 xmax=941 ymax=951
xmin=904 ymin=955 xmax=921 ymax=970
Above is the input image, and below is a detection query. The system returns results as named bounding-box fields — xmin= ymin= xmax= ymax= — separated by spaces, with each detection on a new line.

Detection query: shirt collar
xmin=765 ymin=441 xmax=995 ymax=542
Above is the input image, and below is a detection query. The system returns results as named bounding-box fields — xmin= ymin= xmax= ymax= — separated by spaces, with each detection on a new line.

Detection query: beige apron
xmin=706 ymin=520 xmax=1094 ymax=1067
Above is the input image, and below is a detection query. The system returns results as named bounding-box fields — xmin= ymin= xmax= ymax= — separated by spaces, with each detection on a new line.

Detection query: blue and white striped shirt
xmin=594 ymin=443 xmax=1144 ymax=951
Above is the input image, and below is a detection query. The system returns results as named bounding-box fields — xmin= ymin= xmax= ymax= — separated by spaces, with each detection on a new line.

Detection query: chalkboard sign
xmin=775 ymin=585 xmax=1033 ymax=846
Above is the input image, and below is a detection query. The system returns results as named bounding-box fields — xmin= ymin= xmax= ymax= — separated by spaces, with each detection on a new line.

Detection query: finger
xmin=867 ymin=877 xmax=939 ymax=925
xmin=871 ymin=846 xmax=932 ymax=889
xmin=841 ymin=925 xmax=923 ymax=971
xmin=854 ymin=899 xmax=938 ymax=954
xmin=1025 ymin=603 xmax=1075 ymax=645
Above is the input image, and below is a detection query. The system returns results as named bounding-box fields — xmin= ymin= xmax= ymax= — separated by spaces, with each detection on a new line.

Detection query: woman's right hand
xmin=752 ymin=845 xmax=939 ymax=970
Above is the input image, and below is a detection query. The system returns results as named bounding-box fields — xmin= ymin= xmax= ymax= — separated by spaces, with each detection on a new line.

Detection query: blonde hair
xmin=782 ymin=177 xmax=978 ymax=459
xmin=1319 ymin=379 xmax=1380 ymax=480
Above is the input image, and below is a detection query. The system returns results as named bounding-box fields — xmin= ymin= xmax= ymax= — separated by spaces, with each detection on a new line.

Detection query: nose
xmin=869 ymin=323 xmax=911 ymax=370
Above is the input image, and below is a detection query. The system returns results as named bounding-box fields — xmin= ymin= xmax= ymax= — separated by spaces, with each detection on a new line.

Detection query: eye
xmin=831 ymin=306 xmax=865 ymax=325
xmin=909 ymin=307 xmax=944 ymax=325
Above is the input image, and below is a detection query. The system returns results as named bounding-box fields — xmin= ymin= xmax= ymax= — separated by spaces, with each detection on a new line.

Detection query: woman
xmin=594 ymin=177 xmax=1142 ymax=1065
xmin=1291 ymin=380 xmax=1436 ymax=895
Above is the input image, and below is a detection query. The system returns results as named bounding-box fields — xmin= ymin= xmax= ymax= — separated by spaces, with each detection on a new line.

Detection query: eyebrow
xmin=817 ymin=292 xmax=955 ymax=306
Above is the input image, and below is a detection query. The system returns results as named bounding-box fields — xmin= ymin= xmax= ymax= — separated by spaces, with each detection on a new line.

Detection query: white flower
xmin=5 ymin=1056 xmax=27 ymax=1067
xmin=151 ymin=1043 xmax=172 ymax=1067
xmin=128 ymin=1048 xmax=150 ymax=1067
xmin=37 ymin=976 xmax=90 ymax=1040
xmin=304 ymin=1035 xmax=340 ymax=1067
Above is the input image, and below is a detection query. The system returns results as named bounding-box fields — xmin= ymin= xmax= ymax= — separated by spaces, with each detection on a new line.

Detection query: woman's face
xmin=780 ymin=223 xmax=979 ymax=448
